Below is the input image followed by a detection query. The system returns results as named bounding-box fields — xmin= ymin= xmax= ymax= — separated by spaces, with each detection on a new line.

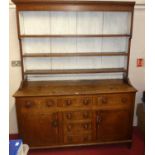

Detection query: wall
xmin=129 ymin=7 xmax=145 ymax=125
xmin=9 ymin=2 xmax=145 ymax=133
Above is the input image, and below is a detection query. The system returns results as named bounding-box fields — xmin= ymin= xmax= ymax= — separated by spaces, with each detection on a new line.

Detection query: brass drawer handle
xmin=83 ymin=99 xmax=90 ymax=105
xmin=65 ymin=100 xmax=72 ymax=106
xmin=121 ymin=97 xmax=127 ymax=103
xmin=25 ymin=101 xmax=33 ymax=108
xmin=66 ymin=113 xmax=72 ymax=120
xmin=51 ymin=120 xmax=58 ymax=127
xmin=46 ymin=100 xmax=54 ymax=107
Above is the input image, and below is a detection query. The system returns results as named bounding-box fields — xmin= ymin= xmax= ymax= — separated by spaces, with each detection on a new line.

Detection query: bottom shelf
xmin=24 ymin=68 xmax=127 ymax=75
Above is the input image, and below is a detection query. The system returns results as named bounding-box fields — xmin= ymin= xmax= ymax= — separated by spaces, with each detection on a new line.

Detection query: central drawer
xmin=64 ymin=121 xmax=92 ymax=134
xmin=64 ymin=134 xmax=92 ymax=144
xmin=63 ymin=111 xmax=92 ymax=121
xmin=58 ymin=96 xmax=93 ymax=107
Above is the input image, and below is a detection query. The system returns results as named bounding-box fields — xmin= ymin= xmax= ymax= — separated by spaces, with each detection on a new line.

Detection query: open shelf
xmin=13 ymin=0 xmax=134 ymax=81
xmin=20 ymin=34 xmax=131 ymax=38
xmin=24 ymin=68 xmax=127 ymax=75
xmin=23 ymin=52 xmax=128 ymax=57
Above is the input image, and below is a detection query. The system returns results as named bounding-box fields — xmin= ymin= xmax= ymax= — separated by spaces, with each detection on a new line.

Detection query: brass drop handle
xmin=25 ymin=101 xmax=33 ymax=108
xmin=101 ymin=97 xmax=108 ymax=104
xmin=65 ymin=100 xmax=72 ymax=106
xmin=66 ymin=113 xmax=72 ymax=120
xmin=83 ymin=99 xmax=90 ymax=105
xmin=46 ymin=100 xmax=54 ymax=107
xmin=121 ymin=97 xmax=127 ymax=103
xmin=51 ymin=120 xmax=58 ymax=127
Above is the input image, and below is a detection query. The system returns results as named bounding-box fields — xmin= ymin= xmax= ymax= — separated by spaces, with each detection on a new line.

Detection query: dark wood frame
xmin=12 ymin=0 xmax=135 ymax=81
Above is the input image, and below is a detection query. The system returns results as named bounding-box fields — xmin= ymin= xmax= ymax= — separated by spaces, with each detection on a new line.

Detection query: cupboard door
xmin=19 ymin=112 xmax=59 ymax=147
xmin=96 ymin=110 xmax=131 ymax=141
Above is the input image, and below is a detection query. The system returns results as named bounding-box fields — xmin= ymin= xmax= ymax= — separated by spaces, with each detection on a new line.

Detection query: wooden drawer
xmin=58 ymin=96 xmax=93 ymax=107
xmin=64 ymin=122 xmax=92 ymax=134
xmin=16 ymin=97 xmax=57 ymax=113
xmin=95 ymin=93 xmax=133 ymax=107
xmin=64 ymin=134 xmax=92 ymax=144
xmin=63 ymin=111 xmax=92 ymax=121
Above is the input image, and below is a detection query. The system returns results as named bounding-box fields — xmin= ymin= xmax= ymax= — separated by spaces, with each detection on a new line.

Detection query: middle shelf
xmin=24 ymin=68 xmax=127 ymax=75
xmin=23 ymin=52 xmax=128 ymax=57
xmin=20 ymin=34 xmax=131 ymax=38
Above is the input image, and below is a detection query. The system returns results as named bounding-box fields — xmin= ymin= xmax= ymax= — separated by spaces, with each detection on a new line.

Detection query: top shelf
xmin=12 ymin=0 xmax=135 ymax=12
xmin=19 ymin=34 xmax=131 ymax=38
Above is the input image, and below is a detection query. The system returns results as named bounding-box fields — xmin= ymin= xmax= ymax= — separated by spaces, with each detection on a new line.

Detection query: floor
xmin=28 ymin=128 xmax=145 ymax=155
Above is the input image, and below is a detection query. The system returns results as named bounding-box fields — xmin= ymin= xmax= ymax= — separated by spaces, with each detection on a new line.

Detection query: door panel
xmin=96 ymin=110 xmax=130 ymax=141
xmin=19 ymin=112 xmax=59 ymax=147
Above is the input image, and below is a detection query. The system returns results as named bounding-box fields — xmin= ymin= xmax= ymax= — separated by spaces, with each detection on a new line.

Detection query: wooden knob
xmin=65 ymin=100 xmax=72 ymax=106
xmin=121 ymin=97 xmax=127 ymax=103
xmin=25 ymin=101 xmax=33 ymax=108
xmin=83 ymin=123 xmax=89 ymax=129
xmin=97 ymin=115 xmax=102 ymax=124
xmin=83 ymin=99 xmax=90 ymax=105
xmin=51 ymin=120 xmax=58 ymax=127
xmin=66 ymin=113 xmax=72 ymax=120
xmin=67 ymin=125 xmax=72 ymax=131
xmin=101 ymin=97 xmax=108 ymax=104
xmin=83 ymin=112 xmax=89 ymax=118
xmin=46 ymin=100 xmax=54 ymax=107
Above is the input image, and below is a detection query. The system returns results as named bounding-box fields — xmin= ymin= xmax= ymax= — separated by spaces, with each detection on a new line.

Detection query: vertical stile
xmin=101 ymin=11 xmax=104 ymax=70
xmin=50 ymin=11 xmax=53 ymax=72
xmin=16 ymin=9 xmax=25 ymax=80
xmin=126 ymin=9 xmax=134 ymax=78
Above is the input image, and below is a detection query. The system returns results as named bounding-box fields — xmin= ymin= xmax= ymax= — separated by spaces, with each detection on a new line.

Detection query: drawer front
xmin=64 ymin=122 xmax=92 ymax=134
xmin=16 ymin=97 xmax=57 ymax=113
xmin=63 ymin=111 xmax=92 ymax=121
xmin=95 ymin=93 xmax=134 ymax=107
xmin=58 ymin=96 xmax=92 ymax=107
xmin=64 ymin=134 xmax=92 ymax=144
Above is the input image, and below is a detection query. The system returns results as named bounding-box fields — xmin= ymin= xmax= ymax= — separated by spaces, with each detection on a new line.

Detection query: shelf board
xmin=13 ymin=1 xmax=135 ymax=12
xmin=24 ymin=68 xmax=127 ymax=75
xmin=23 ymin=52 xmax=128 ymax=57
xmin=20 ymin=34 xmax=131 ymax=38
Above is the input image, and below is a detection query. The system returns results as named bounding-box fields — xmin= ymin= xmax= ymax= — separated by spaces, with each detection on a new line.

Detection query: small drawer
xmin=63 ymin=111 xmax=92 ymax=121
xmin=58 ymin=96 xmax=92 ymax=107
xmin=64 ymin=122 xmax=92 ymax=134
xmin=64 ymin=134 xmax=92 ymax=144
xmin=16 ymin=98 xmax=37 ymax=112
xmin=16 ymin=97 xmax=57 ymax=113
xmin=58 ymin=97 xmax=77 ymax=107
xmin=95 ymin=93 xmax=133 ymax=107
xmin=78 ymin=96 xmax=93 ymax=107
xmin=40 ymin=98 xmax=57 ymax=108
